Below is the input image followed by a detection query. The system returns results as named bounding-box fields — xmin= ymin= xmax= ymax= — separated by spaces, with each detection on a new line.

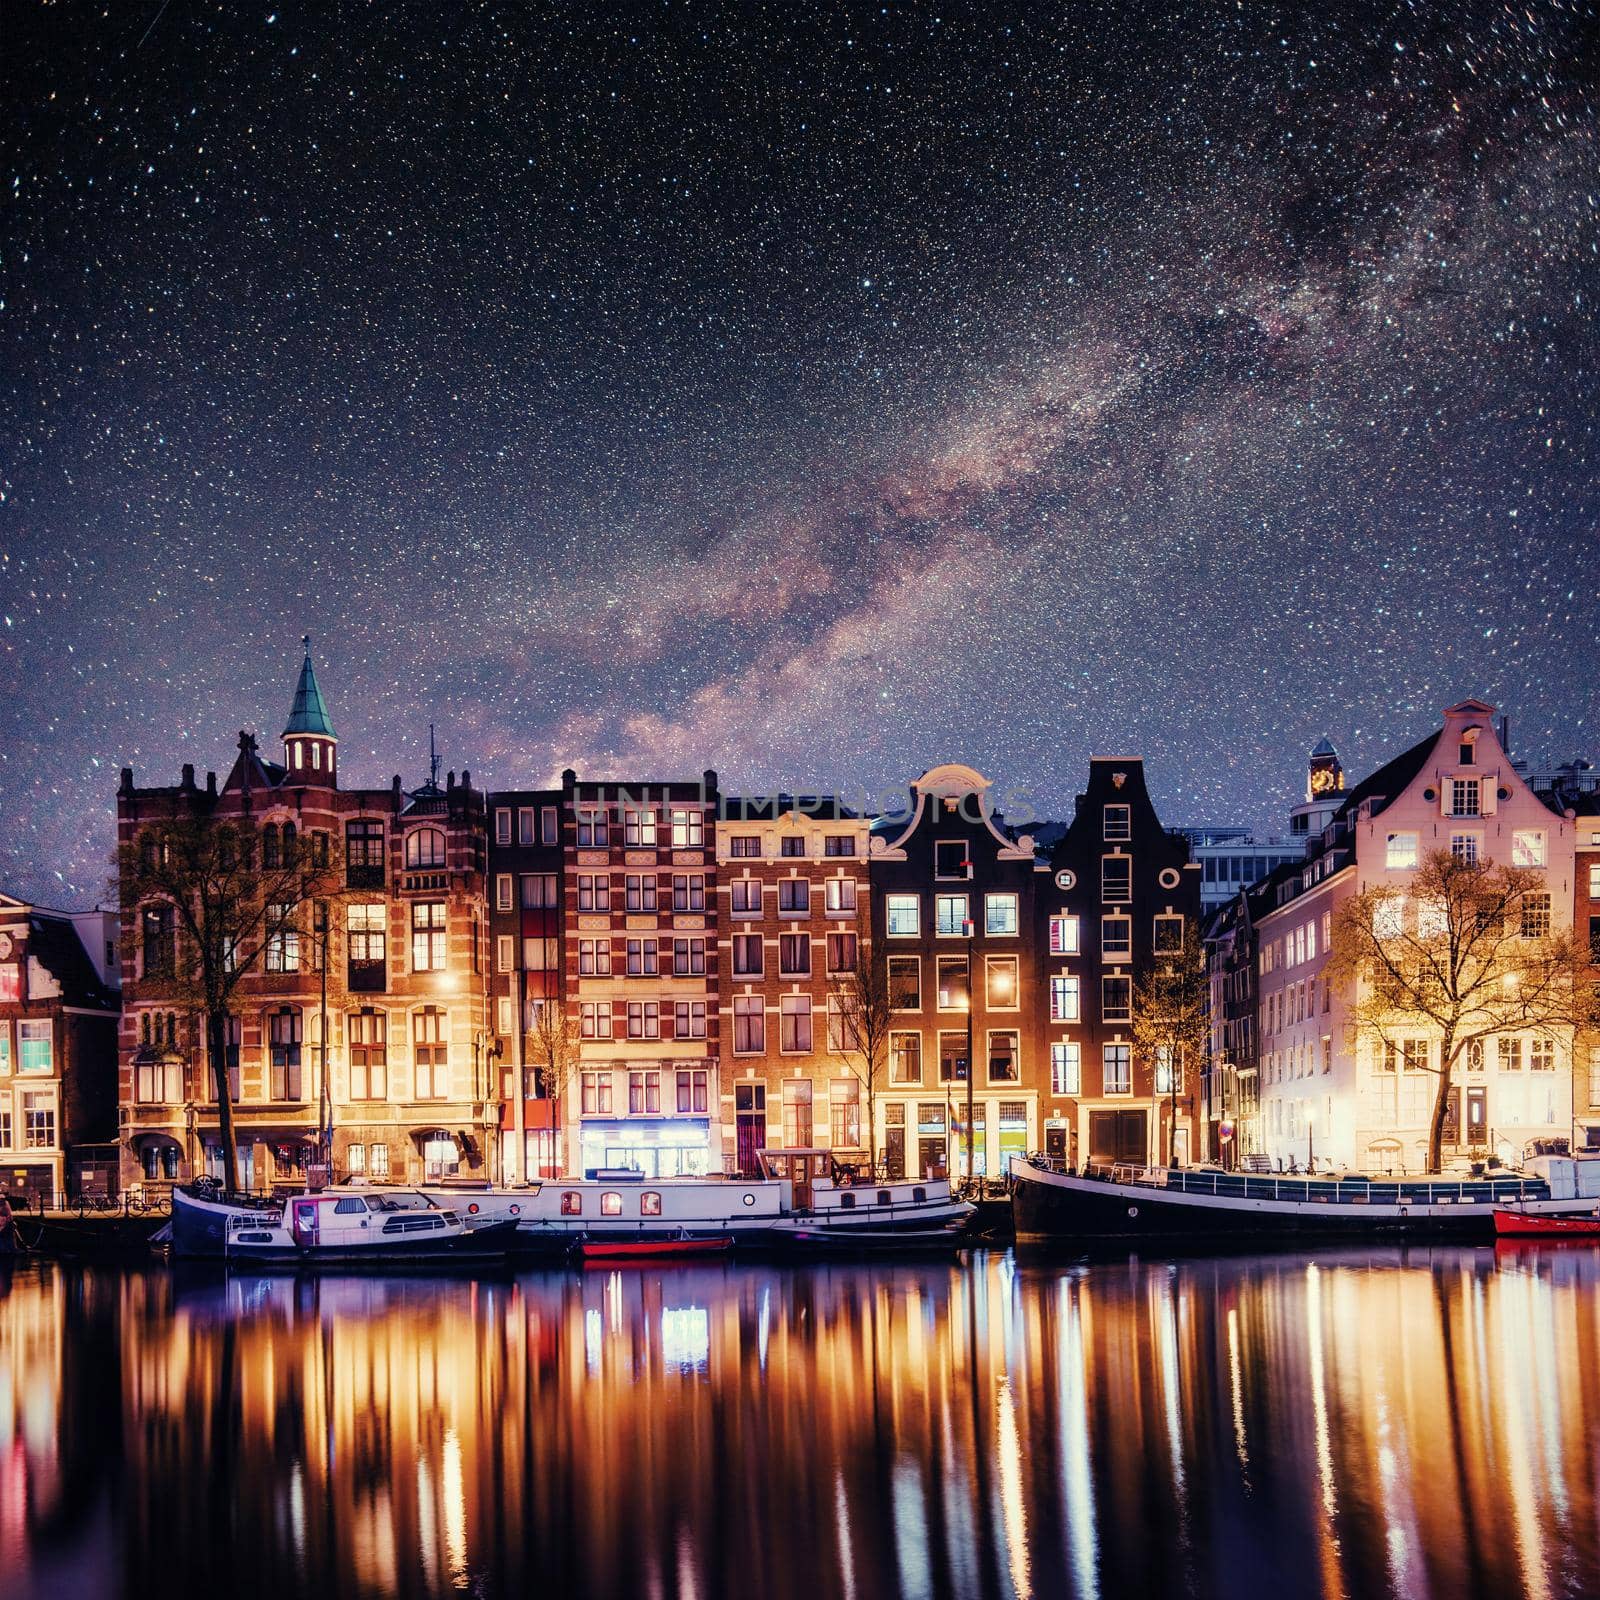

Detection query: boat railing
xmin=224 ymin=1209 xmax=283 ymax=1233
xmin=1085 ymin=1162 xmax=1549 ymax=1207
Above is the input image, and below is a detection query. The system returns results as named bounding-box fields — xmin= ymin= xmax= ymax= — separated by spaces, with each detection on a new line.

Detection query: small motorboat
xmin=1493 ymin=1207 xmax=1600 ymax=1239
xmin=578 ymin=1234 xmax=733 ymax=1263
xmin=224 ymin=1190 xmax=520 ymax=1268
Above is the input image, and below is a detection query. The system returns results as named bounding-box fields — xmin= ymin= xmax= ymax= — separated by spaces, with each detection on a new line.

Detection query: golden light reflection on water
xmin=3 ymin=1246 xmax=1600 ymax=1600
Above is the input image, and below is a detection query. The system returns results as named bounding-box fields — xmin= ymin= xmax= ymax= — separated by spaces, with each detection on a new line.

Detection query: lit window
xmin=1050 ymin=1042 xmax=1080 ymax=1096
xmin=1450 ymin=833 xmax=1480 ymax=865
xmin=885 ymin=894 xmax=920 ymax=937
xmin=670 ymin=809 xmax=704 ymax=849
xmin=623 ymin=808 xmax=658 ymax=848
xmin=779 ymin=995 xmax=813 ymax=1053
xmin=1049 ymin=915 xmax=1079 ymax=955
xmin=1511 ymin=830 xmax=1547 ymax=868
xmin=890 ymin=1031 xmax=922 ymax=1084
xmin=730 ymin=879 xmax=763 ymax=915
xmin=1049 ymin=975 xmax=1079 ymax=1022
xmin=984 ymin=893 xmax=1018 ymax=935
xmin=1521 ymin=892 xmax=1551 ymax=940
xmin=16 ymin=1020 xmax=52 ymax=1074
xmin=935 ymin=894 xmax=969 ymax=936
xmin=825 ymin=877 xmax=857 ymax=914
xmin=1103 ymin=1045 xmax=1132 ymax=1095
xmin=1385 ymin=832 xmax=1418 ymax=869
xmin=732 ymin=996 xmax=765 ymax=1054
xmin=405 ymin=828 xmax=446 ymax=869
xmin=410 ymin=901 xmax=447 ymax=971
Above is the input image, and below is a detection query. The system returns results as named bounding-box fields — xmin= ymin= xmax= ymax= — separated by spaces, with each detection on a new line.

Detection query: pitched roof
xmin=1331 ymin=729 xmax=1438 ymax=826
xmin=282 ymin=637 xmax=335 ymax=738
xmin=27 ymin=913 xmax=119 ymax=1010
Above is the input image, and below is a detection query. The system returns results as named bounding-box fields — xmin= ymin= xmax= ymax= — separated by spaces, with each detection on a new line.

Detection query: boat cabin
xmin=756 ymin=1148 xmax=940 ymax=1213
xmin=285 ymin=1190 xmax=453 ymax=1248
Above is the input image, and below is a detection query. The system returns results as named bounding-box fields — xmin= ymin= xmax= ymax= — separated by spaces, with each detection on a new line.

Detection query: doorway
xmin=735 ymin=1083 xmax=767 ymax=1176
xmin=1088 ymin=1109 xmax=1148 ymax=1168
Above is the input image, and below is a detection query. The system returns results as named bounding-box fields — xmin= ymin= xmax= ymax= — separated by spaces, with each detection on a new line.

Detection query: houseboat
xmin=413 ymin=1149 xmax=972 ymax=1252
xmin=1009 ymin=1153 xmax=1600 ymax=1244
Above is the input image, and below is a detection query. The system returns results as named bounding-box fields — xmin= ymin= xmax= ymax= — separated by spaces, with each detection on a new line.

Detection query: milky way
xmin=3 ymin=0 xmax=1597 ymax=907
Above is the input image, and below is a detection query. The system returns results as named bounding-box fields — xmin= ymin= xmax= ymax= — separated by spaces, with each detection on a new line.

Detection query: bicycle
xmin=73 ymin=1191 xmax=118 ymax=1217
xmin=127 ymin=1187 xmax=171 ymax=1217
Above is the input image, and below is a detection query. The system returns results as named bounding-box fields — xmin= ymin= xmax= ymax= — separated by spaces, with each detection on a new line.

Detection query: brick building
xmin=716 ymin=797 xmax=871 ymax=1174
xmin=1036 ymin=758 xmax=1202 ymax=1169
xmin=116 ymin=643 xmax=491 ymax=1191
xmin=870 ymin=764 xmax=1046 ymax=1181
xmin=558 ymin=770 xmax=723 ymax=1177
xmin=486 ymin=788 xmax=564 ymax=1179
xmin=0 ymin=896 xmax=120 ymax=1206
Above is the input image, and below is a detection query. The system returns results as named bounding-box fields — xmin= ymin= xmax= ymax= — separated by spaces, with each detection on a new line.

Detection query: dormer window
xmin=1458 ymin=742 xmax=1474 ymax=766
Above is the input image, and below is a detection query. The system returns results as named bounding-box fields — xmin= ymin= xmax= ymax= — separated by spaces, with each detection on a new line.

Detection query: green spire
xmin=283 ymin=635 xmax=336 ymax=738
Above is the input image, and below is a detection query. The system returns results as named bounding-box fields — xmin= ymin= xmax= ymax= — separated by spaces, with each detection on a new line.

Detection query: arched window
xmin=405 ymin=828 xmax=446 ymax=869
xmin=281 ymin=821 xmax=297 ymax=863
xmin=422 ymin=1132 xmax=459 ymax=1180
xmin=262 ymin=824 xmax=282 ymax=870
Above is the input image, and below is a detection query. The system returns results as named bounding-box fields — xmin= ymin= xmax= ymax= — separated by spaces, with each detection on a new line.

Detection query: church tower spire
xmin=282 ymin=635 xmax=338 ymax=786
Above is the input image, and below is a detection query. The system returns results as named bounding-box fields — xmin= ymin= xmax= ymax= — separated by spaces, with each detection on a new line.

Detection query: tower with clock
xmin=1291 ymin=737 xmax=1346 ymax=839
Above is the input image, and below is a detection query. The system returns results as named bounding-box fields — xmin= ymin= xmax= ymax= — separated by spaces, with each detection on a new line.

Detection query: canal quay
xmin=3 ymin=1244 xmax=1599 ymax=1600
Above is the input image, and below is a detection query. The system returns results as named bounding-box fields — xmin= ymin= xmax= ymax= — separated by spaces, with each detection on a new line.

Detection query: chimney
xmin=119 ymin=767 xmax=134 ymax=794
xmin=1499 ymin=714 xmax=1510 ymax=755
xmin=206 ymin=771 xmax=217 ymax=796
xmin=181 ymin=763 xmax=196 ymax=790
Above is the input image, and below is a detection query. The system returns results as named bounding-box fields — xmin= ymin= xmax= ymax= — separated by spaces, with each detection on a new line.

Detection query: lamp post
xmin=964 ymin=916 xmax=976 ymax=1193
xmin=1307 ymin=1106 xmax=1315 ymax=1176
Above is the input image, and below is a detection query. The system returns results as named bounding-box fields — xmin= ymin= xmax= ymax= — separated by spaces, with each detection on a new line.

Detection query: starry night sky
xmin=3 ymin=1 xmax=1597 ymax=908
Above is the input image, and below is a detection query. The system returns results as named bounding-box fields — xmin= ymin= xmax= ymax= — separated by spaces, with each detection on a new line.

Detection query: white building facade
xmin=1257 ymin=700 xmax=1575 ymax=1175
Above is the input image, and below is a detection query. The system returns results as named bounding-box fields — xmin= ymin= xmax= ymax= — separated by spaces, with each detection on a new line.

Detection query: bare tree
xmin=1131 ymin=921 xmax=1210 ymax=1166
xmin=528 ymin=998 xmax=582 ymax=1176
xmin=1325 ymin=849 xmax=1600 ymax=1173
xmin=116 ymin=815 xmax=343 ymax=1193
xmin=830 ymin=947 xmax=894 ymax=1172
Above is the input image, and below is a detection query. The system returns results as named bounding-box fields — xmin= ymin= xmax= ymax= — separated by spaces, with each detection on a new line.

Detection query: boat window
xmin=877 ymin=1190 xmax=891 ymax=1206
xmin=333 ymin=1197 xmax=366 ymax=1215
xmin=601 ymin=1192 xmax=623 ymax=1216
xmin=365 ymin=1197 xmax=388 ymax=1212
xmin=913 ymin=1187 xmax=927 ymax=1203
xmin=561 ymin=1192 xmax=583 ymax=1215
xmin=641 ymin=1192 xmax=663 ymax=1216
xmin=841 ymin=1193 xmax=856 ymax=1210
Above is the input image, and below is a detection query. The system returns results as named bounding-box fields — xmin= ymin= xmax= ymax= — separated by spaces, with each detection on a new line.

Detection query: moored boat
xmin=776 ymin=1221 xmax=973 ymax=1258
xmin=1008 ymin=1155 xmax=1598 ymax=1245
xmin=223 ymin=1190 xmax=519 ymax=1269
xmin=579 ymin=1235 xmax=732 ymax=1262
xmin=1493 ymin=1206 xmax=1600 ymax=1239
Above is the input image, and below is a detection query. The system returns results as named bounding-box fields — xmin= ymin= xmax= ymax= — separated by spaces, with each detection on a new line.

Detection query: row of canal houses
xmin=5 ymin=647 xmax=1596 ymax=1205
xmin=98 ymin=646 xmax=1198 ymax=1196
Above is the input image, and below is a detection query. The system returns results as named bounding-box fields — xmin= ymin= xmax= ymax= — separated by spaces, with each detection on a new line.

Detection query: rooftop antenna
xmin=428 ymin=722 xmax=440 ymax=789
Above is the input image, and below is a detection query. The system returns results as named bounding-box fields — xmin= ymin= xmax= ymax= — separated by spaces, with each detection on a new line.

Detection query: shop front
xmin=578 ymin=1117 xmax=713 ymax=1178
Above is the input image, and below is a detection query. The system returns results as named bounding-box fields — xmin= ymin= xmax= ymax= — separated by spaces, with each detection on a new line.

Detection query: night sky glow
xmin=3 ymin=1 xmax=1597 ymax=907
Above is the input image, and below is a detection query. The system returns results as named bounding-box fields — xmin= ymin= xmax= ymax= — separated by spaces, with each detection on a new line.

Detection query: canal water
xmin=2 ymin=1245 xmax=1597 ymax=1600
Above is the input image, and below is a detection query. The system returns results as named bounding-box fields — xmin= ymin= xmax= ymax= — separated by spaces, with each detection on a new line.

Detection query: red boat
xmin=579 ymin=1235 xmax=733 ymax=1263
xmin=1493 ymin=1208 xmax=1600 ymax=1239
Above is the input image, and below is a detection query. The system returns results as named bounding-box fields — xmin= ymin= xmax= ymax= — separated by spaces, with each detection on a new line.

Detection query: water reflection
xmin=3 ymin=1245 xmax=1600 ymax=1599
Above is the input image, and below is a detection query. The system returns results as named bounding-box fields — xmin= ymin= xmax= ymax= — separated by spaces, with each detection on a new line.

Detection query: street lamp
xmin=963 ymin=916 xmax=976 ymax=1193
xmin=1306 ymin=1106 xmax=1315 ymax=1176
